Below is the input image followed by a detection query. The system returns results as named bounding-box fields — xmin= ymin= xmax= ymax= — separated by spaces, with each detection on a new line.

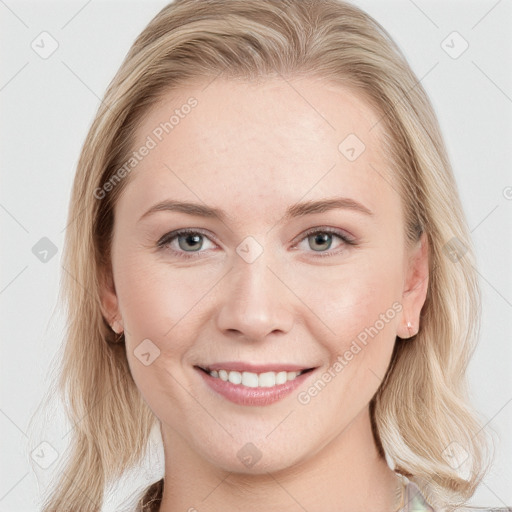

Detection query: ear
xmin=99 ymin=263 xmax=123 ymax=333
xmin=397 ymin=231 xmax=429 ymax=339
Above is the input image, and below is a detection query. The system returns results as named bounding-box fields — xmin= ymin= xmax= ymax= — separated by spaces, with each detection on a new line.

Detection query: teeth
xmin=208 ymin=368 xmax=305 ymax=387
xmin=228 ymin=371 xmax=242 ymax=385
xmin=242 ymin=371 xmax=259 ymax=387
xmin=258 ymin=372 xmax=275 ymax=387
xmin=276 ymin=371 xmax=287 ymax=385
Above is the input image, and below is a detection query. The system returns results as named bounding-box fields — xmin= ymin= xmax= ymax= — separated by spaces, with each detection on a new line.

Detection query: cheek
xmin=114 ymin=254 xmax=222 ymax=376
xmin=295 ymin=255 xmax=403 ymax=342
xmin=293 ymin=265 xmax=402 ymax=422
xmin=115 ymin=253 xmax=207 ymax=334
xmin=295 ymin=255 xmax=403 ymax=404
xmin=114 ymin=257 xmax=208 ymax=418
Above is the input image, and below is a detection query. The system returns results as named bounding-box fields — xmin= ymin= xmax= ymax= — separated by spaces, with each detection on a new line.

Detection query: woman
xmin=37 ymin=0 xmax=509 ymax=511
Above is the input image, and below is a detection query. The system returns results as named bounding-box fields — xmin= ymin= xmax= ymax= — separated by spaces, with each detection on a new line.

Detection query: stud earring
xmin=109 ymin=320 xmax=125 ymax=343
xmin=111 ymin=319 xmax=123 ymax=335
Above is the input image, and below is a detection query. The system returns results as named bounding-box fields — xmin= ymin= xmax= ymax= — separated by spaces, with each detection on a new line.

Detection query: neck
xmin=159 ymin=407 xmax=400 ymax=512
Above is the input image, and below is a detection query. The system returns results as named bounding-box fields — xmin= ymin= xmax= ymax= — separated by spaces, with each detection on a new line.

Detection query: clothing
xmin=399 ymin=479 xmax=435 ymax=511
xmin=399 ymin=477 xmax=512 ymax=512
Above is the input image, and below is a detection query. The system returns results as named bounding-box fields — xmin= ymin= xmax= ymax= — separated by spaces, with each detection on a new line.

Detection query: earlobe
xmin=398 ymin=232 xmax=429 ymax=340
xmin=110 ymin=319 xmax=123 ymax=334
xmin=99 ymin=265 xmax=123 ymax=331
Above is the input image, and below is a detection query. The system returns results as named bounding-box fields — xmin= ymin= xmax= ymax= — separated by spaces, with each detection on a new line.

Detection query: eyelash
xmin=156 ymin=227 xmax=357 ymax=260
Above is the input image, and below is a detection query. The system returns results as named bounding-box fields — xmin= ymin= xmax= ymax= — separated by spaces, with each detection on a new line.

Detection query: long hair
xmin=32 ymin=1 xmax=492 ymax=510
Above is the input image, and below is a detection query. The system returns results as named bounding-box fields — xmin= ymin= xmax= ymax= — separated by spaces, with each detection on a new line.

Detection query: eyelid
xmin=292 ymin=226 xmax=356 ymax=247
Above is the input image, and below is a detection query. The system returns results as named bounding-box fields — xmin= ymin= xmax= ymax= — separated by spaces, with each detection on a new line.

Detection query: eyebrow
xmin=139 ymin=197 xmax=374 ymax=223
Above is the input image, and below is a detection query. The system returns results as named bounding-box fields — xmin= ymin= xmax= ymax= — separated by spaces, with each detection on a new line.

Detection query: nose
xmin=216 ymin=249 xmax=295 ymax=343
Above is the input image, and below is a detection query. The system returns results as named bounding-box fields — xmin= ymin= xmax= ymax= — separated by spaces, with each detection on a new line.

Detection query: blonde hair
xmin=33 ymin=0 xmax=492 ymax=510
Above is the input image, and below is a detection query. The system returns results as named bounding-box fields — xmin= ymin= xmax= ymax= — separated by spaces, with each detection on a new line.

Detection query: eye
xmin=157 ymin=226 xmax=356 ymax=260
xmin=294 ymin=227 xmax=356 ymax=257
xmin=157 ymin=229 xmax=216 ymax=259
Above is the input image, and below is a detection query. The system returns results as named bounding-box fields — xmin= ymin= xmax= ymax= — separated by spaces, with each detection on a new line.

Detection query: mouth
xmin=195 ymin=365 xmax=316 ymax=389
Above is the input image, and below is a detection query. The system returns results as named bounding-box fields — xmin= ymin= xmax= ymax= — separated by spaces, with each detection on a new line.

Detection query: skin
xmin=101 ymin=76 xmax=429 ymax=511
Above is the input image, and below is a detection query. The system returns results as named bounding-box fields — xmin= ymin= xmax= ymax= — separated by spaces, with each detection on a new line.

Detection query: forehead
xmin=121 ymin=76 xmax=398 ymax=226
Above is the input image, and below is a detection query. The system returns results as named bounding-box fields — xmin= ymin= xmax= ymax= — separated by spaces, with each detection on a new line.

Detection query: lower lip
xmin=196 ymin=367 xmax=315 ymax=406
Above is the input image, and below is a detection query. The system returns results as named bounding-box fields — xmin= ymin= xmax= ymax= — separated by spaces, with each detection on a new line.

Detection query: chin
xmin=214 ymin=450 xmax=303 ymax=476
xmin=191 ymin=431 xmax=310 ymax=475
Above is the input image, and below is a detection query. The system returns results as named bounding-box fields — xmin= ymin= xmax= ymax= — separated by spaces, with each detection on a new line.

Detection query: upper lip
xmin=197 ymin=362 xmax=316 ymax=373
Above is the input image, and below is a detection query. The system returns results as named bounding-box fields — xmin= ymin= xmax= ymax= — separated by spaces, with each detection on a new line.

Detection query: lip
xmin=195 ymin=365 xmax=317 ymax=406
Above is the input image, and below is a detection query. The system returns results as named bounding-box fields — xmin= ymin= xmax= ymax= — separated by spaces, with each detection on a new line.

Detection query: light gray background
xmin=1 ymin=0 xmax=511 ymax=510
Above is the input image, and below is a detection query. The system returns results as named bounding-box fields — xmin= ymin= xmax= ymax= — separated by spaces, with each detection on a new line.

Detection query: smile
xmin=195 ymin=364 xmax=316 ymax=406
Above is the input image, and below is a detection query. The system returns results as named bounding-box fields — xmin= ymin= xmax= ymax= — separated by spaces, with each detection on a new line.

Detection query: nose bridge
xmin=216 ymin=241 xmax=294 ymax=341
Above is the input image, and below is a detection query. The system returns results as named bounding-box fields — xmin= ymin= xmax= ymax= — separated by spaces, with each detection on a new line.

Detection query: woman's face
xmin=102 ymin=76 xmax=428 ymax=474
